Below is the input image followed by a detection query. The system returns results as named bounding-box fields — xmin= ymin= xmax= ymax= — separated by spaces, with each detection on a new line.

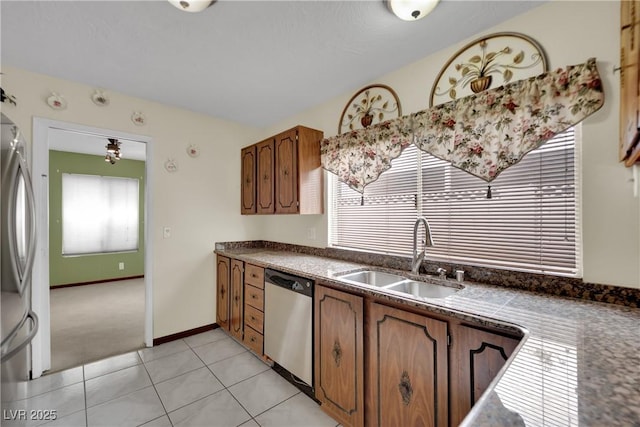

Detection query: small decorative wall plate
xmin=186 ymin=144 xmax=200 ymax=158
xmin=338 ymin=84 xmax=402 ymax=134
xmin=92 ymin=89 xmax=110 ymax=106
xmin=164 ymin=158 xmax=178 ymax=173
xmin=429 ymin=32 xmax=548 ymax=107
xmin=131 ymin=111 xmax=146 ymax=126
xmin=46 ymin=92 xmax=67 ymax=110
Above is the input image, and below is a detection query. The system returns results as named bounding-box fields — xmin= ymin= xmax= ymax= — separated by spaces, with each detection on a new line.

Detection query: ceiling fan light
xmin=386 ymin=0 xmax=439 ymax=21
xmin=168 ymin=0 xmax=215 ymax=13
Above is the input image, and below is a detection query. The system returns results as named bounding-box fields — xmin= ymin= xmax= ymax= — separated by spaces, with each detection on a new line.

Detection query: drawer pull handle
xmin=250 ymin=316 xmax=256 ymax=321
xmin=252 ymin=295 xmax=257 ymax=299
xmin=251 ymin=274 xmax=257 ymax=278
xmin=250 ymin=337 xmax=256 ymax=342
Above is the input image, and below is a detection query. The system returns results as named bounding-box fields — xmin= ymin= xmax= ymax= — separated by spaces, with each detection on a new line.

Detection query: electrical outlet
xmin=307 ymin=227 xmax=316 ymax=240
xmin=163 ymin=227 xmax=171 ymax=239
xmin=118 ymin=262 xmax=124 ymax=270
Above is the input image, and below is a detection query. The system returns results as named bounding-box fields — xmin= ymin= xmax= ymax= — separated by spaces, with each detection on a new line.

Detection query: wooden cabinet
xmin=229 ymin=259 xmax=244 ymax=340
xmin=620 ymin=0 xmax=640 ymax=165
xmin=366 ymin=301 xmax=449 ymax=427
xmin=449 ymin=324 xmax=520 ymax=426
xmin=241 ymin=145 xmax=256 ymax=214
xmin=216 ymin=255 xmax=230 ymax=330
xmin=243 ymin=263 xmax=265 ymax=356
xmin=314 ymin=285 xmax=364 ymax=427
xmin=256 ymin=138 xmax=275 ymax=214
xmin=241 ymin=125 xmax=324 ymax=215
xmin=275 ymin=129 xmax=298 ymax=213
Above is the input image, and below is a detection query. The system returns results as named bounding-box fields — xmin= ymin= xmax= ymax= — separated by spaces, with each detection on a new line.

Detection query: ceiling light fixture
xmin=105 ymin=138 xmax=121 ymax=165
xmin=167 ymin=0 xmax=215 ymax=13
xmin=386 ymin=0 xmax=440 ymax=21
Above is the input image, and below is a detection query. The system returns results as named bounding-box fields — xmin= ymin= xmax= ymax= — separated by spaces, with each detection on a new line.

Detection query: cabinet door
xmin=256 ymin=139 xmax=275 ymax=214
xmin=241 ymin=145 xmax=256 ymax=214
xmin=275 ymin=128 xmax=298 ymax=214
xmin=229 ymin=259 xmax=244 ymax=340
xmin=449 ymin=324 xmax=520 ymax=426
xmin=314 ymin=285 xmax=364 ymax=427
xmin=216 ymin=256 xmax=230 ymax=330
xmin=366 ymin=302 xmax=448 ymax=427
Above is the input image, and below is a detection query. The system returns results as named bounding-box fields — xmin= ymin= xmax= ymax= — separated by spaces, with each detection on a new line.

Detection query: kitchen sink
xmin=338 ymin=269 xmax=461 ymax=299
xmin=338 ymin=270 xmax=407 ymax=287
xmin=386 ymin=280 xmax=460 ymax=299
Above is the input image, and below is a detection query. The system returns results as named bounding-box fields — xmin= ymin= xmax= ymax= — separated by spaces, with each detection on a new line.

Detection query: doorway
xmin=31 ymin=118 xmax=153 ymax=377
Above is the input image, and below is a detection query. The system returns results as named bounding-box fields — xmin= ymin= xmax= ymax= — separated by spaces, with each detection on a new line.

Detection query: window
xmin=62 ymin=174 xmax=139 ymax=255
xmin=330 ymin=128 xmax=579 ymax=276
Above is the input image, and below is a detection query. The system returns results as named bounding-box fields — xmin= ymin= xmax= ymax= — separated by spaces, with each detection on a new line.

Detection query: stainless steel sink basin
xmin=386 ymin=280 xmax=460 ymax=299
xmin=339 ymin=270 xmax=406 ymax=287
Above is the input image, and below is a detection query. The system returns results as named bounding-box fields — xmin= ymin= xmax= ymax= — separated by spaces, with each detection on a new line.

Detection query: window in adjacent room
xmin=329 ymin=127 xmax=579 ymax=276
xmin=62 ymin=173 xmax=139 ymax=255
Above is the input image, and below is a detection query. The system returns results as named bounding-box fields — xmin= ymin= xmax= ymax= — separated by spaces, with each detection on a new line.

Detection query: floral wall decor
xmin=338 ymin=84 xmax=402 ymax=134
xmin=429 ymin=32 xmax=548 ymax=107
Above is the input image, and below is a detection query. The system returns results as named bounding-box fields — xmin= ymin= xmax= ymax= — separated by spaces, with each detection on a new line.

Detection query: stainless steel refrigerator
xmin=1 ymin=113 xmax=39 ymax=411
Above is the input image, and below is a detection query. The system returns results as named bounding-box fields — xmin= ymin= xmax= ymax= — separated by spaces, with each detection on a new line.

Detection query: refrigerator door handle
xmin=0 ymin=311 xmax=38 ymax=363
xmin=20 ymin=157 xmax=37 ymax=292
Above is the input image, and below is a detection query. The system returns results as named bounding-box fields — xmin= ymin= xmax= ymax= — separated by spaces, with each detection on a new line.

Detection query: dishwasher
xmin=264 ymin=268 xmax=314 ymax=393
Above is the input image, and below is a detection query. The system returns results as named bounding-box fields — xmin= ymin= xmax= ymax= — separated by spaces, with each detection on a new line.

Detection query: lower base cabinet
xmin=449 ymin=324 xmax=520 ymax=426
xmin=314 ymin=285 xmax=364 ymax=427
xmin=366 ymin=301 xmax=449 ymax=427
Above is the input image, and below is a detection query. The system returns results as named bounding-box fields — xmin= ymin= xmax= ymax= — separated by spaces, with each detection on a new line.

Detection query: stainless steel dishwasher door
xmin=264 ymin=271 xmax=313 ymax=387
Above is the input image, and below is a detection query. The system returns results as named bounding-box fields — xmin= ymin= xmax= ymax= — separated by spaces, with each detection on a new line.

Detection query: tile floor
xmin=4 ymin=329 xmax=339 ymax=427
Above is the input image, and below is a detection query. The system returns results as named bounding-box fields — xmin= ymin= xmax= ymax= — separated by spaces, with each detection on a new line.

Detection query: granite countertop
xmin=215 ymin=248 xmax=640 ymax=426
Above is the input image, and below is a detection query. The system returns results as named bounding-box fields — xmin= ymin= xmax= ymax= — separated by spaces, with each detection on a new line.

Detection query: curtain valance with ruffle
xmin=320 ymin=58 xmax=605 ymax=193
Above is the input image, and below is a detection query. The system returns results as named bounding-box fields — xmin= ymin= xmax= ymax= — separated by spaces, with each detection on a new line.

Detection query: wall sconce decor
xmin=105 ymin=138 xmax=121 ymax=165
xmin=386 ymin=0 xmax=439 ymax=21
xmin=429 ymin=32 xmax=547 ymax=106
xmin=168 ymin=0 xmax=215 ymax=12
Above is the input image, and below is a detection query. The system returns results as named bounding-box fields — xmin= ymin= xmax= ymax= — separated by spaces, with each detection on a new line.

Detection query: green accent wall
xmin=49 ymin=150 xmax=145 ymax=287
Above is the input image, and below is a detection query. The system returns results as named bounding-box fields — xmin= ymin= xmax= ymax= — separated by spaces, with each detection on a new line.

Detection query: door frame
xmin=31 ymin=117 xmax=154 ymax=378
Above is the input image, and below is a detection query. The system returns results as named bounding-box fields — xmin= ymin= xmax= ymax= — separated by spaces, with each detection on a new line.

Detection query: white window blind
xmin=330 ymin=128 xmax=579 ymax=275
xmin=62 ymin=174 xmax=139 ymax=255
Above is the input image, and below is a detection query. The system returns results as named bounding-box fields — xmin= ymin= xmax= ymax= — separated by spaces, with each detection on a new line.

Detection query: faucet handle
xmin=436 ymin=267 xmax=447 ymax=278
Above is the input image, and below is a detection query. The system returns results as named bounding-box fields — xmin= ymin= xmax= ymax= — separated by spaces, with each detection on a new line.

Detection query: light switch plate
xmin=163 ymin=227 xmax=171 ymax=239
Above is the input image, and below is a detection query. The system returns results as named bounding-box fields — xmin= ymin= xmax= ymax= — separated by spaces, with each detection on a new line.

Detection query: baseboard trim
xmin=153 ymin=323 xmax=219 ymax=346
xmin=51 ymin=275 xmax=145 ymax=289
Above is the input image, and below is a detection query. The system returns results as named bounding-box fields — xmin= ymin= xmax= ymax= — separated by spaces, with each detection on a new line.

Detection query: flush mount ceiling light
xmin=168 ymin=0 xmax=215 ymax=13
xmin=386 ymin=0 xmax=440 ymax=21
xmin=105 ymin=138 xmax=121 ymax=165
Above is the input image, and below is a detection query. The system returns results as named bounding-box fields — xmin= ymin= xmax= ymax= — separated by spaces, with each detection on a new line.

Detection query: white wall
xmin=256 ymin=1 xmax=640 ymax=290
xmin=1 ymin=67 xmax=261 ymax=338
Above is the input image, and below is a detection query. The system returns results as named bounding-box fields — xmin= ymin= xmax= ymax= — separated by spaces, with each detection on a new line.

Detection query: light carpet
xmin=49 ymin=278 xmax=145 ymax=373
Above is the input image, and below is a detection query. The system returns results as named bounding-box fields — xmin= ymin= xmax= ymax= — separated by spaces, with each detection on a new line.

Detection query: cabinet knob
xmin=251 ymin=294 xmax=257 ymax=299
xmin=283 ymin=169 xmax=288 ymax=176
xmin=250 ymin=337 xmax=256 ymax=342
xmin=263 ymin=175 xmax=268 ymax=180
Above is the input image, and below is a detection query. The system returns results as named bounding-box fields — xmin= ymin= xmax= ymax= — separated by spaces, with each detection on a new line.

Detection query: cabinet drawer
xmin=245 ymin=264 xmax=264 ymax=289
xmin=245 ymin=304 xmax=264 ymax=334
xmin=245 ymin=285 xmax=264 ymax=310
xmin=244 ymin=325 xmax=263 ymax=355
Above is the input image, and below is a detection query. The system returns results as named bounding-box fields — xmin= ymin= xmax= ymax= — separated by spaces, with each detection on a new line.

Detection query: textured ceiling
xmin=1 ymin=0 xmax=544 ymax=129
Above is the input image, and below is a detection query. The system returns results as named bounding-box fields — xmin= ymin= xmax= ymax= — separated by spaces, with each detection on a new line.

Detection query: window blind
xmin=330 ymin=128 xmax=578 ymax=276
xmin=62 ymin=174 xmax=139 ymax=255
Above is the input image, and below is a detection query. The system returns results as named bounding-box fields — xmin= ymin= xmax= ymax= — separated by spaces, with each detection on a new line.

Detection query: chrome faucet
xmin=411 ymin=217 xmax=434 ymax=274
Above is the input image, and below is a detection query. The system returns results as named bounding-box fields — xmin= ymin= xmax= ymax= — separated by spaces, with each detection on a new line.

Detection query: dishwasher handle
xmin=265 ymin=269 xmax=313 ymax=297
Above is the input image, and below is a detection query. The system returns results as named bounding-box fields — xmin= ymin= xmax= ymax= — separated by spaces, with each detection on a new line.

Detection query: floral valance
xmin=321 ymin=58 xmax=604 ymax=193
xmin=320 ymin=114 xmax=413 ymax=192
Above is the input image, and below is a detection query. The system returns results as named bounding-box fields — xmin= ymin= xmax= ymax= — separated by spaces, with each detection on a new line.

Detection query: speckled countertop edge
xmin=214 ymin=246 xmax=640 ymax=426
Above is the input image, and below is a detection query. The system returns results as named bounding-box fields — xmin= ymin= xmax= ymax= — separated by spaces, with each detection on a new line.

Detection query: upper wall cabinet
xmin=241 ymin=125 xmax=324 ymax=215
xmin=620 ymin=0 xmax=640 ymax=165
xmin=241 ymin=145 xmax=256 ymax=214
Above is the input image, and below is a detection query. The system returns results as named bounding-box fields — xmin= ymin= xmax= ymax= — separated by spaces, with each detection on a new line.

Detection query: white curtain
xmin=62 ymin=174 xmax=139 ymax=255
